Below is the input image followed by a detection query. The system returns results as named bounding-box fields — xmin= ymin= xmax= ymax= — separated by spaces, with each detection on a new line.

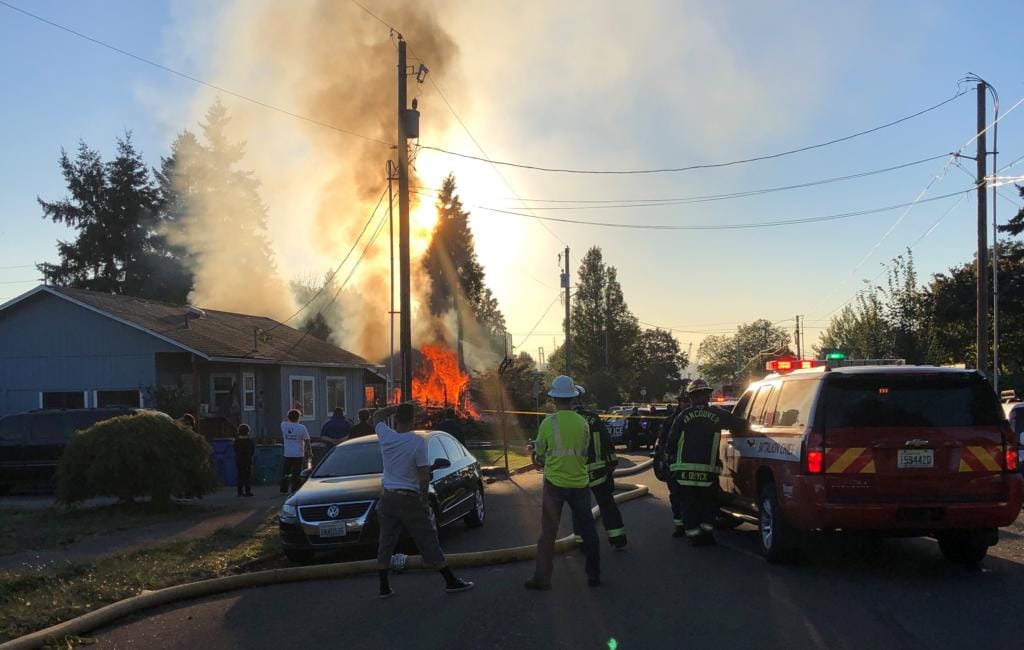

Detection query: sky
xmin=1 ymin=0 xmax=1022 ymax=369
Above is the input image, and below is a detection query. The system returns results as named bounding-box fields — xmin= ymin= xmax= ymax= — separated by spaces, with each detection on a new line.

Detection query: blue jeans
xmin=534 ymin=479 xmax=599 ymax=582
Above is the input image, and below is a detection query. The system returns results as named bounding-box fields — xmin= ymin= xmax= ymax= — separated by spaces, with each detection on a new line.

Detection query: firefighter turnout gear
xmin=654 ymin=402 xmax=686 ymax=534
xmin=577 ymin=408 xmax=627 ymax=549
xmin=663 ymin=391 xmax=748 ymax=545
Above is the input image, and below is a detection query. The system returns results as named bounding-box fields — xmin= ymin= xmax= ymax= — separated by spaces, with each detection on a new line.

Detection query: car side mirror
xmin=431 ymin=457 xmax=451 ymax=472
xmin=299 ymin=468 xmax=312 ymax=480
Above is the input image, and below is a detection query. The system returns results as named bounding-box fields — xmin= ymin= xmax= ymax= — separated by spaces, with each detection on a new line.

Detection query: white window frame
xmin=210 ymin=373 xmax=235 ymax=411
xmin=242 ymin=373 xmax=256 ymax=412
xmin=289 ymin=375 xmax=316 ymax=421
xmin=325 ymin=376 xmax=347 ymax=414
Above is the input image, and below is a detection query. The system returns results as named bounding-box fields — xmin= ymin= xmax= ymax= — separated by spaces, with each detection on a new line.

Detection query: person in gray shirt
xmin=373 ymin=402 xmax=474 ymax=599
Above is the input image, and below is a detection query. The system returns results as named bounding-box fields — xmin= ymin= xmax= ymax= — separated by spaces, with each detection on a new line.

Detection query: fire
xmin=412 ymin=343 xmax=479 ymax=418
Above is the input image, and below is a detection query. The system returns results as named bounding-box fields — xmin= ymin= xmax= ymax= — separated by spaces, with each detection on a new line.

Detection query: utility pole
xmin=794 ymin=315 xmax=802 ymax=359
xmin=561 ymin=246 xmax=571 ymax=375
xmin=976 ymin=82 xmax=989 ymax=377
xmin=387 ymin=160 xmax=397 ymax=403
xmin=397 ymin=36 xmax=414 ymax=401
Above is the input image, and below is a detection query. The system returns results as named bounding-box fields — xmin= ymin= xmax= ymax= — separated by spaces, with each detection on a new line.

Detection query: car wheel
xmin=464 ymin=485 xmax=485 ymax=528
xmin=284 ymin=549 xmax=313 ymax=563
xmin=938 ymin=530 xmax=991 ymax=565
xmin=759 ymin=482 xmax=798 ymax=564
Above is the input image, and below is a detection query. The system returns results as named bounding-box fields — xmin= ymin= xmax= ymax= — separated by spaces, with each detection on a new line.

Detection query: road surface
xmin=94 ymin=458 xmax=1023 ymax=649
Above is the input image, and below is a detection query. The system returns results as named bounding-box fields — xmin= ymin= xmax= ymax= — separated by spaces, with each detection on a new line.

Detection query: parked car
xmin=279 ymin=430 xmax=485 ymax=562
xmin=0 ymin=407 xmax=160 ymax=491
xmin=719 ymin=365 xmax=1022 ymax=564
xmin=606 ymin=407 xmax=632 ymax=444
xmin=1002 ymin=399 xmax=1024 ymax=473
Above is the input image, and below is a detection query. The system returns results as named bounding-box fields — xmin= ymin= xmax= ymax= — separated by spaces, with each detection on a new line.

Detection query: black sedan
xmin=278 ymin=430 xmax=485 ymax=562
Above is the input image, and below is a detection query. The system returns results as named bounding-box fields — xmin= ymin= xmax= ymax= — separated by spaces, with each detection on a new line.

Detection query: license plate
xmin=318 ymin=522 xmax=347 ymax=538
xmin=897 ymin=449 xmax=934 ymax=469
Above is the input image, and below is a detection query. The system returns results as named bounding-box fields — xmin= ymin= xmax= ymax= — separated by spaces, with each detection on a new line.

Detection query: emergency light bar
xmin=766 ymin=358 xmax=820 ymax=373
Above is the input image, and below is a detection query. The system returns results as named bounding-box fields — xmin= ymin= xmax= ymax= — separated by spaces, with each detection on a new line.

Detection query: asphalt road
xmin=94 ymin=458 xmax=1023 ymax=649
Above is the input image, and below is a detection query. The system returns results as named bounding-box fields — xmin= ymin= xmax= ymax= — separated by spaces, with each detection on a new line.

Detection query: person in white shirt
xmin=280 ymin=409 xmax=311 ymax=494
xmin=373 ymin=402 xmax=474 ymax=599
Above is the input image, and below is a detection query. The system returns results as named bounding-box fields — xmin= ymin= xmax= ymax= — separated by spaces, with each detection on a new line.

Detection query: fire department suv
xmin=718 ymin=364 xmax=1022 ymax=564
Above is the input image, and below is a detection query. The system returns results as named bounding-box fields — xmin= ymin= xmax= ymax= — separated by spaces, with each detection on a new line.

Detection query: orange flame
xmin=412 ymin=343 xmax=479 ymax=418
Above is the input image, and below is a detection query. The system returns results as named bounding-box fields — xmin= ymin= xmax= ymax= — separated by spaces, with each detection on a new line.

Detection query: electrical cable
xmin=515 ymin=294 xmax=563 ymax=349
xmin=347 ymin=0 xmax=398 ymax=35
xmin=0 ymin=1 xmax=392 ymax=146
xmin=475 ymin=190 xmax=970 ymax=231
xmin=470 ymin=154 xmax=949 ymax=210
xmin=0 ymin=278 xmax=42 ymax=285
xmin=265 ymin=188 xmax=388 ymax=333
xmin=419 ymin=89 xmax=969 ymax=175
xmin=0 ymin=264 xmax=37 ymax=270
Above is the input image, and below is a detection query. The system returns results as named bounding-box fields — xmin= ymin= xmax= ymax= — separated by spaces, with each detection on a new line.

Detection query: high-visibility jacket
xmin=534 ymin=410 xmax=591 ymax=489
xmin=579 ymin=410 xmax=617 ymax=487
xmin=664 ymin=404 xmax=748 ymax=487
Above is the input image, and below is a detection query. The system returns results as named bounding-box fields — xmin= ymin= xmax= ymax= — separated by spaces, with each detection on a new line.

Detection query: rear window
xmin=822 ymin=373 xmax=1002 ymax=428
xmin=313 ymin=442 xmax=384 ymax=478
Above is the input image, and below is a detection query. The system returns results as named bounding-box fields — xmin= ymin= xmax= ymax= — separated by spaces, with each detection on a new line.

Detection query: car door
xmin=720 ymin=389 xmax=755 ymax=500
xmin=439 ymin=434 xmax=474 ymax=517
xmin=427 ymin=435 xmax=457 ymax=523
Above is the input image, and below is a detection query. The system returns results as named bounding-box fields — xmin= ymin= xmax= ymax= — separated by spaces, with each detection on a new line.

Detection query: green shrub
xmin=56 ymin=413 xmax=218 ymax=508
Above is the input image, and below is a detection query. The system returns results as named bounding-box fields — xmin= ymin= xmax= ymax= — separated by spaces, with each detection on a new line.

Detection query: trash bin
xmin=210 ymin=438 xmax=238 ymax=487
xmin=253 ymin=444 xmax=284 ymax=486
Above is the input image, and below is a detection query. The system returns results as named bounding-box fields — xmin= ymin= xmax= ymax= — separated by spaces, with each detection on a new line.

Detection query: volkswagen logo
xmin=326 ymin=505 xmax=340 ymax=519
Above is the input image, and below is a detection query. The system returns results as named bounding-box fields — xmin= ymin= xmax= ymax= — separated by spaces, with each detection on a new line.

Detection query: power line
xmin=348 ymin=0 xmax=398 ymax=34
xmin=419 ymin=88 xmax=969 ymax=175
xmin=476 ymin=190 xmax=971 ymax=231
xmin=266 ymin=188 xmax=389 ymax=333
xmin=0 ymin=264 xmax=37 ymax=270
xmin=470 ymin=154 xmax=949 ymax=210
xmin=0 ymin=278 xmax=41 ymax=285
xmin=514 ymin=294 xmax=563 ymax=349
xmin=0 ymin=0 xmax=392 ymax=146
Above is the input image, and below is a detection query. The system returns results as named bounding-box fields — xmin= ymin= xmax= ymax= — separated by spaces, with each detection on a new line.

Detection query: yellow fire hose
xmin=2 ymin=468 xmax=652 ymax=649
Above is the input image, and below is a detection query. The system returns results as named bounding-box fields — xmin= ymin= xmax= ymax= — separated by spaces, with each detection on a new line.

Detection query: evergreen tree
xmin=423 ymin=174 xmax=506 ymax=362
xmin=630 ymin=328 xmax=689 ymax=402
xmin=38 ymin=134 xmax=191 ymax=302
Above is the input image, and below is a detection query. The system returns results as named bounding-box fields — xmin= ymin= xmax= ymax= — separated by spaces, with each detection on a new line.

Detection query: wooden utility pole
xmin=397 ymin=37 xmax=413 ymax=401
xmin=562 ymin=246 xmax=571 ymax=375
xmin=976 ymin=82 xmax=989 ymax=376
xmin=794 ymin=315 xmax=802 ymax=359
xmin=387 ymin=160 xmax=396 ymax=403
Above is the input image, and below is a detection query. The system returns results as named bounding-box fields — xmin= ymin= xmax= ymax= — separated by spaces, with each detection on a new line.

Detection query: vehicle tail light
xmin=806 ymin=449 xmax=824 ymax=474
xmin=1006 ymin=448 xmax=1020 ymax=472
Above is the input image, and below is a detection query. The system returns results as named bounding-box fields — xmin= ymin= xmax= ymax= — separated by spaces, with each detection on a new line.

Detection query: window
xmin=313 ymin=442 xmax=384 ymax=478
xmin=326 ymin=377 xmax=347 ymax=413
xmin=428 ymin=436 xmax=448 ymax=463
xmin=747 ymin=386 xmax=774 ymax=426
xmin=439 ymin=435 xmax=465 ymax=460
xmin=242 ymin=373 xmax=256 ymax=411
xmin=772 ymin=380 xmax=819 ymax=428
xmin=41 ymin=391 xmax=85 ymax=409
xmin=211 ymin=374 xmax=235 ymax=413
xmin=289 ymin=376 xmax=315 ymax=420
xmin=96 ymin=390 xmax=142 ymax=408
xmin=733 ymin=391 xmax=754 ymax=421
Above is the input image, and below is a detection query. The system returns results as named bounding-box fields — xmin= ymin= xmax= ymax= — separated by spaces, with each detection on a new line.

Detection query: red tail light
xmin=1006 ymin=449 xmax=1020 ymax=472
xmin=806 ymin=449 xmax=824 ymax=474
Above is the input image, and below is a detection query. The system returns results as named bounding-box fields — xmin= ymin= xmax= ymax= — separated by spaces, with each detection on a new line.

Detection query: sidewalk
xmin=0 ymin=486 xmax=285 ymax=572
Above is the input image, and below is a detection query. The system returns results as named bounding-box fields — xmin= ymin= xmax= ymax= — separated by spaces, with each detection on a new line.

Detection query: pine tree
xmin=38 ymin=133 xmax=191 ymax=302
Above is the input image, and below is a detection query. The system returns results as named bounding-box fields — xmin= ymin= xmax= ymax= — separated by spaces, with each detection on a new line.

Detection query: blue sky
xmin=1 ymin=0 xmax=1022 ymax=364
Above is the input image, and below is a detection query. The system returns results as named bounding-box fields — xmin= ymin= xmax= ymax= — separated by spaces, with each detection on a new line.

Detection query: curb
xmin=2 ymin=478 xmax=651 ymax=650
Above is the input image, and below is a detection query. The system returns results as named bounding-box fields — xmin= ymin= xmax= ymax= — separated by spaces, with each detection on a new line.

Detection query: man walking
xmin=526 ymin=375 xmax=600 ymax=590
xmin=374 ymin=402 xmax=474 ymax=598
xmin=663 ymin=379 xmax=748 ymax=546
xmin=320 ymin=407 xmax=352 ymax=444
xmin=280 ymin=409 xmax=310 ymax=494
xmin=574 ymin=396 xmax=627 ymax=550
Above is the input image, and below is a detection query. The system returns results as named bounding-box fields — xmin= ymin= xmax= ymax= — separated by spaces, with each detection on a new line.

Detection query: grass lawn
xmin=472 ymin=447 xmax=534 ymax=471
xmin=0 ymin=513 xmax=282 ymax=644
xmin=0 ymin=502 xmax=221 ymax=557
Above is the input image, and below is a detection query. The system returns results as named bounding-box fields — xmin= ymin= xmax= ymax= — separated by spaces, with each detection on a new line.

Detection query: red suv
xmin=719 ymin=366 xmax=1022 ymax=564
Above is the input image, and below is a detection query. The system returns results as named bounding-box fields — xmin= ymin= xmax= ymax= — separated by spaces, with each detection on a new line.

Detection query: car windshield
xmin=822 ymin=373 xmax=1002 ymax=428
xmin=313 ymin=442 xmax=383 ymax=478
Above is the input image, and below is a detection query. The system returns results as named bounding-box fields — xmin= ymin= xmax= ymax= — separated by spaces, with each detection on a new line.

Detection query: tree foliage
xmin=38 ymin=134 xmax=192 ymax=302
xmin=56 ymin=414 xmax=217 ymax=509
xmin=629 ymin=328 xmax=689 ymax=402
xmin=698 ymin=319 xmax=791 ymax=385
xmin=423 ymin=174 xmax=507 ymax=361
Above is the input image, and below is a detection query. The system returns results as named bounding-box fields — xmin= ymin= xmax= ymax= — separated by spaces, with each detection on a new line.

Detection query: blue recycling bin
xmin=253 ymin=444 xmax=284 ymax=486
xmin=210 ymin=438 xmax=238 ymax=487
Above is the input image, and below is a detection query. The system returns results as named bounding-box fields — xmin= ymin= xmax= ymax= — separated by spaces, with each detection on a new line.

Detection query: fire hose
xmin=2 ymin=469 xmax=651 ymax=650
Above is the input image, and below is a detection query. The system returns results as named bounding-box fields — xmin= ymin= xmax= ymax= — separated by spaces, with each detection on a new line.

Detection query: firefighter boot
xmin=672 ymin=525 xmax=687 ymax=538
xmin=609 ymin=534 xmax=628 ymax=550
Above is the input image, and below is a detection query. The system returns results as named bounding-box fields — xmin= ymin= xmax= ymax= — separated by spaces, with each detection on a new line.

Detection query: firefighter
xmin=572 ymin=390 xmax=628 ymax=550
xmin=654 ymin=388 xmax=690 ymax=535
xmin=663 ymin=379 xmax=748 ymax=545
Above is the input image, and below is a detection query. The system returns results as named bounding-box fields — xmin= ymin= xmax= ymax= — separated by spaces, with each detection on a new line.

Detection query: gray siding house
xmin=0 ymin=286 xmax=386 ymax=439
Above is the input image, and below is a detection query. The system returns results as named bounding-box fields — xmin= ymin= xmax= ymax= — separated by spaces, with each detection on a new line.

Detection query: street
xmin=93 ymin=458 xmax=1023 ymax=649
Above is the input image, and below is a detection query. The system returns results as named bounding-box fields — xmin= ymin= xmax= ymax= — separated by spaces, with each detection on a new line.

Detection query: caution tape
xmin=479 ymin=409 xmax=671 ymax=420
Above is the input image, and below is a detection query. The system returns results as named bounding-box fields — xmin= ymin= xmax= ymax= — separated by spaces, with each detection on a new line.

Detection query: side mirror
xmin=431 ymin=457 xmax=451 ymax=472
xmin=299 ymin=468 xmax=312 ymax=480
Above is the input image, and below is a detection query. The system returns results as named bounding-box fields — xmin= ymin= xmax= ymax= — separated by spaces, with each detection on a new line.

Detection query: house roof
xmin=2 ymin=285 xmax=380 ymax=371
